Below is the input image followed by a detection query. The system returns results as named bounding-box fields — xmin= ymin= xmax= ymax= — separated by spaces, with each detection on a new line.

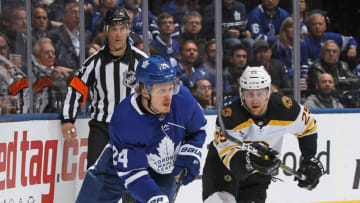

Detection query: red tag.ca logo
xmin=0 ymin=131 xmax=88 ymax=203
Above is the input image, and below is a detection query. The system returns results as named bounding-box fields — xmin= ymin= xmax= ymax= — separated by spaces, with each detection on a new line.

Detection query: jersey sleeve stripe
xmin=302 ymin=124 xmax=317 ymax=136
xmin=233 ymin=119 xmax=254 ymax=130
xmin=219 ymin=144 xmax=238 ymax=157
xmin=224 ymin=148 xmax=240 ymax=168
xmin=268 ymin=120 xmax=294 ymax=126
xmin=123 ymin=170 xmax=149 ymax=188
xmin=69 ymin=76 xmax=89 ymax=105
xmin=301 ymin=119 xmax=316 ymax=135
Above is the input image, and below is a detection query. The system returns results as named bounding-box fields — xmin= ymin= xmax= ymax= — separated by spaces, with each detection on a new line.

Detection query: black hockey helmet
xmin=104 ymin=8 xmax=130 ymax=28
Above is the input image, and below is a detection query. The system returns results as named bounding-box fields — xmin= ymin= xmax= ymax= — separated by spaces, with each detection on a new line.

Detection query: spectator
xmin=175 ymin=40 xmax=206 ymax=89
xmin=61 ymin=8 xmax=148 ymax=169
xmin=270 ymin=17 xmax=309 ymax=80
xmin=124 ymin=0 xmax=158 ymax=40
xmin=197 ymin=39 xmax=232 ymax=93
xmin=224 ymin=44 xmax=248 ymax=95
xmin=250 ymin=39 xmax=290 ymax=92
xmin=299 ymin=0 xmax=310 ymax=39
xmin=191 ymin=78 xmax=215 ymax=110
xmin=32 ymin=7 xmax=54 ymax=45
xmin=304 ymin=12 xmax=357 ymax=64
xmin=89 ymin=0 xmax=118 ymax=32
xmin=178 ymin=11 xmax=206 ymax=66
xmin=304 ymin=73 xmax=343 ymax=109
xmin=161 ymin=0 xmax=198 ymax=30
xmin=307 ymin=40 xmax=360 ymax=107
xmin=247 ymin=0 xmax=290 ymax=41
xmin=49 ymin=2 xmax=90 ymax=70
xmin=151 ymin=12 xmax=180 ymax=67
xmin=32 ymin=38 xmax=73 ymax=113
xmin=1 ymin=7 xmax=27 ymax=72
xmin=47 ymin=0 xmax=77 ymax=23
xmin=202 ymin=0 xmax=253 ymax=56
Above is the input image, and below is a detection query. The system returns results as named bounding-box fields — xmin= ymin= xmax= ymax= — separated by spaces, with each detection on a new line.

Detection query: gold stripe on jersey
xmin=299 ymin=118 xmax=317 ymax=137
xmin=224 ymin=148 xmax=241 ymax=168
xmin=268 ymin=120 xmax=294 ymax=126
xmin=219 ymin=144 xmax=239 ymax=157
xmin=233 ymin=118 xmax=254 ymax=130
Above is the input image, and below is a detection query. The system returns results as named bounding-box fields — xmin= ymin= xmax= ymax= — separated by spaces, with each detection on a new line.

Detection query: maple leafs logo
xmin=147 ymin=136 xmax=180 ymax=174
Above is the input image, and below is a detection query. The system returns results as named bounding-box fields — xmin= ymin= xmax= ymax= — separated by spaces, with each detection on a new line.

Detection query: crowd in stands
xmin=0 ymin=0 xmax=360 ymax=116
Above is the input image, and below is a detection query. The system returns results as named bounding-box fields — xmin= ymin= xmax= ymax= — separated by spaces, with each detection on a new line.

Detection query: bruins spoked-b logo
xmin=282 ymin=96 xmax=293 ymax=109
xmin=221 ymin=108 xmax=232 ymax=117
xmin=123 ymin=71 xmax=136 ymax=88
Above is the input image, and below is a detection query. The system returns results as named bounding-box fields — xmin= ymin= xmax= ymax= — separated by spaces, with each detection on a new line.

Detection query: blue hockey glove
xmin=245 ymin=142 xmax=281 ymax=175
xmin=171 ymin=144 xmax=201 ymax=185
xmin=295 ymin=157 xmax=324 ymax=190
xmin=147 ymin=195 xmax=169 ymax=203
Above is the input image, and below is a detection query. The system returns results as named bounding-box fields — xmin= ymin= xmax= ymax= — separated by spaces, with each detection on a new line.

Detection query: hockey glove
xmin=245 ymin=142 xmax=281 ymax=176
xmin=171 ymin=144 xmax=201 ymax=185
xmin=295 ymin=157 xmax=324 ymax=190
xmin=147 ymin=195 xmax=169 ymax=203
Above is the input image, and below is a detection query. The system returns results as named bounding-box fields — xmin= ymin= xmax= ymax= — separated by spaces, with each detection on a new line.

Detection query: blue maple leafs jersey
xmin=247 ymin=4 xmax=290 ymax=41
xmin=109 ymin=86 xmax=207 ymax=200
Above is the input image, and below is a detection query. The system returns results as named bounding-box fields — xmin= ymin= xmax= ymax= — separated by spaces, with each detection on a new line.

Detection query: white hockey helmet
xmin=239 ymin=66 xmax=272 ymax=106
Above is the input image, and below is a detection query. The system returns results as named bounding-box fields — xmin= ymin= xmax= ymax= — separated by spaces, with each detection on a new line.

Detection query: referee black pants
xmin=87 ymin=120 xmax=109 ymax=169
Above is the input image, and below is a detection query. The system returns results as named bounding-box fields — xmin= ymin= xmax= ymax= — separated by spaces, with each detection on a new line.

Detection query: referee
xmin=61 ymin=8 xmax=148 ymax=168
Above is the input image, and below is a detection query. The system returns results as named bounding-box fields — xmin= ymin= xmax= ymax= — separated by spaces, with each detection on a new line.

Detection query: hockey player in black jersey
xmin=202 ymin=66 xmax=324 ymax=203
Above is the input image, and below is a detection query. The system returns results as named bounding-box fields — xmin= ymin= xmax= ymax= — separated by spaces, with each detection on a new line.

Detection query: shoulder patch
xmin=282 ymin=96 xmax=293 ymax=109
xmin=221 ymin=108 xmax=232 ymax=117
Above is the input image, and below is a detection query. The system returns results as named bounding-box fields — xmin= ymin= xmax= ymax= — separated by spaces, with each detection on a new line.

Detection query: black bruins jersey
xmin=213 ymin=93 xmax=318 ymax=170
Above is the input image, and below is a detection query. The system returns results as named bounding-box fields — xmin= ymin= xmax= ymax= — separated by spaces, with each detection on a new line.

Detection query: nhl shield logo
xmin=123 ymin=71 xmax=137 ymax=88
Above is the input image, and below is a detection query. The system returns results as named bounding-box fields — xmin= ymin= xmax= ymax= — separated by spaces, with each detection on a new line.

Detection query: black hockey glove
xmin=245 ymin=142 xmax=281 ymax=176
xmin=295 ymin=157 xmax=324 ymax=190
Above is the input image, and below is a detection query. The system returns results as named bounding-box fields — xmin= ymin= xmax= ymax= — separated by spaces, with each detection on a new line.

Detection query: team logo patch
xmin=282 ymin=96 xmax=293 ymax=109
xmin=123 ymin=71 xmax=136 ymax=88
xmin=221 ymin=108 xmax=232 ymax=117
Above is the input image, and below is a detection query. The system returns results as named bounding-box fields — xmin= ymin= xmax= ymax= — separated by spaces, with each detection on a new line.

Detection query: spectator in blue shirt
xmin=304 ymin=12 xmax=357 ymax=64
xmin=175 ymin=40 xmax=208 ymax=90
xmin=151 ymin=12 xmax=180 ymax=67
xmin=247 ymin=0 xmax=290 ymax=41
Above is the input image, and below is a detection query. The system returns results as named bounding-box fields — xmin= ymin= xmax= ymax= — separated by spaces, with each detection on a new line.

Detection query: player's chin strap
xmin=146 ymin=95 xmax=165 ymax=120
xmin=216 ymin=110 xmax=306 ymax=181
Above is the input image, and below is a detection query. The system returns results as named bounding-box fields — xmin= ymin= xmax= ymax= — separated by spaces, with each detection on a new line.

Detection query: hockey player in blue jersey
xmin=76 ymin=56 xmax=207 ymax=203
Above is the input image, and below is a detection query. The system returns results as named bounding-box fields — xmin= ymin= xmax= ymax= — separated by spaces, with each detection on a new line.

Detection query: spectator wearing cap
xmin=304 ymin=12 xmax=357 ymax=64
xmin=250 ymin=39 xmax=290 ymax=92
xmin=151 ymin=12 xmax=180 ymax=67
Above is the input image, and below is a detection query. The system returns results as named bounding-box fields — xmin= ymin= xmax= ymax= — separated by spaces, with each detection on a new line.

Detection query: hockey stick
xmin=217 ymin=111 xmax=306 ymax=181
xmin=171 ymin=169 xmax=187 ymax=203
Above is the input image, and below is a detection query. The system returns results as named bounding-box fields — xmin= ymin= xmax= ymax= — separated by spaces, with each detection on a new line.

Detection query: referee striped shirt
xmin=62 ymin=43 xmax=147 ymax=123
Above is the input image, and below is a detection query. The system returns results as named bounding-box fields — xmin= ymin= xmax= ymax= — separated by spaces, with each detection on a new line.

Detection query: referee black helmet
xmin=104 ymin=8 xmax=130 ymax=29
